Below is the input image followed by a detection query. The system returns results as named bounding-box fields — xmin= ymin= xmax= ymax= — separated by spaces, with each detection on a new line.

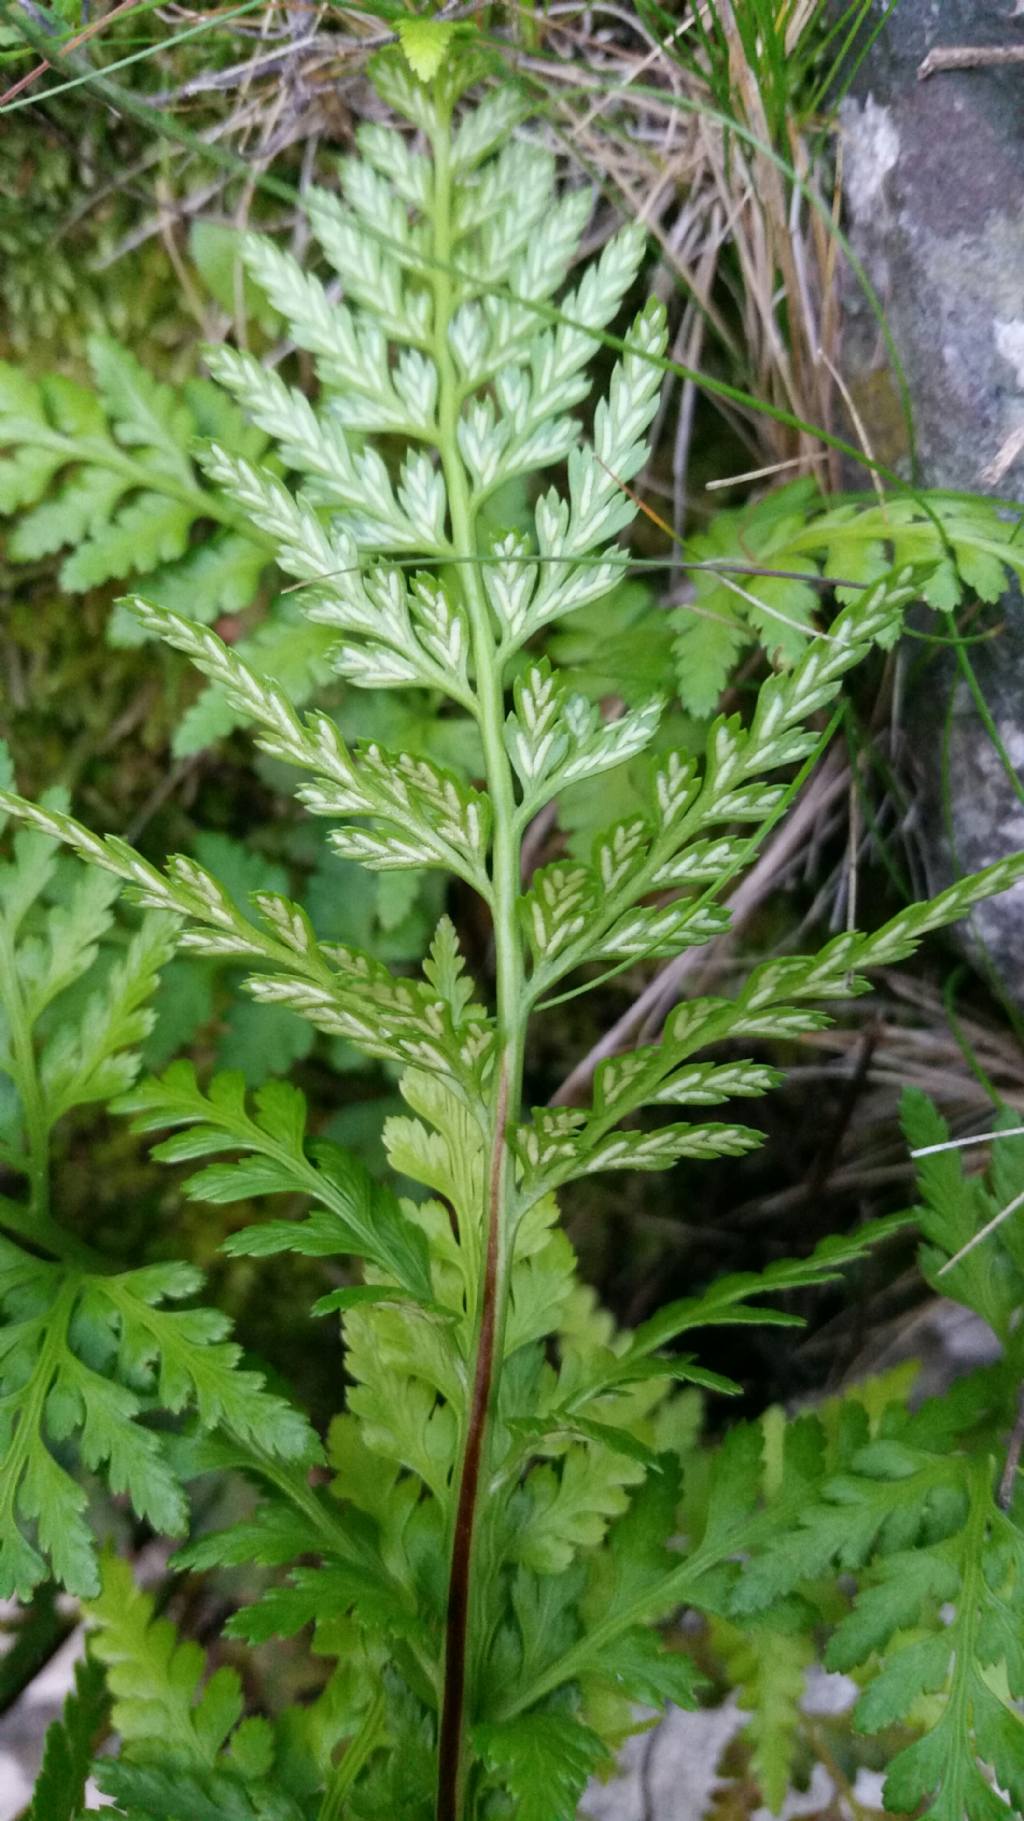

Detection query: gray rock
xmin=839 ymin=0 xmax=1024 ymax=489
xmin=0 ymin=1619 xmax=110 ymax=1816
xmin=582 ymin=1698 xmax=744 ymax=1820
xmin=903 ymin=621 xmax=1024 ymax=996
xmin=838 ymin=0 xmax=1024 ymax=1001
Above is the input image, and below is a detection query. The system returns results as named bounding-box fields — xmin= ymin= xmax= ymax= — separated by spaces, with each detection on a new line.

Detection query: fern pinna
xmin=3 ymin=49 xmax=1024 ymax=1821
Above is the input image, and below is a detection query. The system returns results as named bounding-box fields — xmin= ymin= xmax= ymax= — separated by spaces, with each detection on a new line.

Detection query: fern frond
xmin=0 ymin=341 xmax=268 ymax=604
xmin=118 ymin=1063 xmax=432 ymax=1296
xmin=724 ymin=1201 xmax=1024 ymax=1821
xmin=513 ymin=850 xmax=1024 ymax=1202
xmin=90 ymin=1553 xmax=243 ymax=1763
xmin=8 ymin=61 xmax=1024 ymax=1821
xmin=0 ymin=790 xmax=496 ymax=1092
xmin=901 ymin=1088 xmax=1024 ymax=1345
xmin=713 ymin=1617 xmax=812 ymax=1813
xmin=0 ymin=1237 xmax=315 ymax=1600
xmin=737 ymin=1422 xmax=1024 ymax=1820
xmin=0 ymin=341 xmax=353 ymax=758
xmin=673 ymin=479 xmax=1024 ymax=714
xmin=26 ymin=1653 xmax=109 ymax=1821
xmin=0 ymin=796 xmax=177 ymax=1195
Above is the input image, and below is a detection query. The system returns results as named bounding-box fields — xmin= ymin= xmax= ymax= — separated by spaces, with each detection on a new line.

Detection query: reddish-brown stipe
xmin=436 ymin=1058 xmax=509 ymax=1821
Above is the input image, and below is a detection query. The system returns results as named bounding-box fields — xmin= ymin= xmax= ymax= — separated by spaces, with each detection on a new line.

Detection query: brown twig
xmin=918 ymin=44 xmax=1024 ymax=80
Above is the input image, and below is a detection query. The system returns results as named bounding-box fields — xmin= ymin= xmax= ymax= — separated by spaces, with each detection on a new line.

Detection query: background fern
xmin=673 ymin=478 xmax=1024 ymax=716
xmin=0 ymin=746 xmax=317 ymax=1601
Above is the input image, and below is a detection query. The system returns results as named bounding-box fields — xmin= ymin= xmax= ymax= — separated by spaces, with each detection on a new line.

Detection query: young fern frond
xmin=4 ymin=53 xmax=1024 ymax=1821
xmin=711 ymin=1617 xmax=813 ymax=1813
xmin=83 ymin=1553 xmax=318 ymax=1819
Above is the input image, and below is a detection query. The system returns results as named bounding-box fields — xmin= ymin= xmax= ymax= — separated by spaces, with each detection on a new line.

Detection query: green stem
xmin=429 ymin=92 xmax=526 ymax=1821
xmin=319 ymin=1688 xmax=387 ymax=1821
xmin=955 ymin=639 xmax=1024 ymax=814
xmin=15 ymin=427 xmax=265 ymax=548
xmin=0 ymin=1194 xmax=99 ymax=1268
xmin=0 ymin=915 xmax=51 ymax=1224
xmin=0 ymin=1279 xmax=78 ymax=1548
